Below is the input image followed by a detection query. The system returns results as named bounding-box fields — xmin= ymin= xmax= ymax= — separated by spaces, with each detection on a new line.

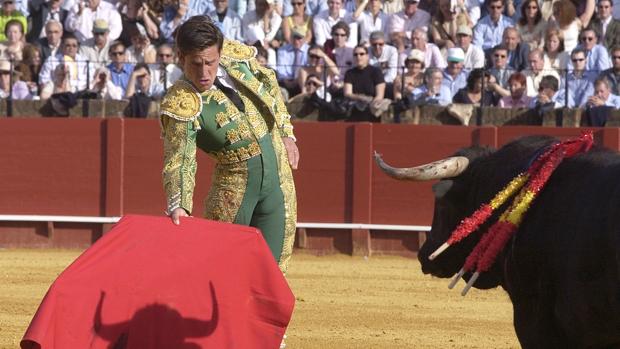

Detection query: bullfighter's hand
xmin=283 ymin=137 xmax=299 ymax=170
xmin=170 ymin=207 xmax=189 ymax=225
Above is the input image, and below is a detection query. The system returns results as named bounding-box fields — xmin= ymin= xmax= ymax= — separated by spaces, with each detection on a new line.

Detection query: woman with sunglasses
xmin=517 ymin=0 xmax=546 ymax=50
xmin=282 ymin=0 xmax=313 ymax=44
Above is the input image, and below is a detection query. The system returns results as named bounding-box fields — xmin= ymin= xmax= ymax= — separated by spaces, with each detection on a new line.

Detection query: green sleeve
xmin=162 ymin=116 xmax=198 ymax=215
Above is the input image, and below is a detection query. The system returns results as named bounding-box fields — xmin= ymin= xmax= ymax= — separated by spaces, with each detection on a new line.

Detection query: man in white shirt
xmin=207 ymin=0 xmax=243 ymax=41
xmin=354 ymin=0 xmax=389 ymax=44
xmin=456 ymin=25 xmax=484 ymax=70
xmin=64 ymin=0 xmax=123 ymax=42
xmin=149 ymin=43 xmax=182 ymax=91
xmin=524 ymin=49 xmax=560 ymax=97
xmin=313 ymin=0 xmax=357 ymax=47
xmin=388 ymin=0 xmax=430 ymax=53
xmin=368 ymin=31 xmax=398 ymax=84
xmin=39 ymin=33 xmax=92 ymax=92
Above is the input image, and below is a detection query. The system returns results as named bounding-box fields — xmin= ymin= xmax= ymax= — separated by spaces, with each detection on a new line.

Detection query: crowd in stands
xmin=2 ymin=0 xmax=620 ymax=122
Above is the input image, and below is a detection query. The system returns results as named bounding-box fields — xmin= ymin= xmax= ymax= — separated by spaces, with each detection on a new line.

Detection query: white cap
xmin=447 ymin=47 xmax=465 ymax=62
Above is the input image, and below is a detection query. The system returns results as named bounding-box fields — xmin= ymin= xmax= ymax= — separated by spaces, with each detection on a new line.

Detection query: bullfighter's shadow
xmin=93 ymin=282 xmax=218 ymax=349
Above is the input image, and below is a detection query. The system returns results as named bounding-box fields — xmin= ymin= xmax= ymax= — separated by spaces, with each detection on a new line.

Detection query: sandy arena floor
xmin=0 ymin=250 xmax=519 ymax=349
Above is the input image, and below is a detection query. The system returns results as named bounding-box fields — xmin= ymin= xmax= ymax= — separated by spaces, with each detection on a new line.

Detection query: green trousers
xmin=233 ymin=136 xmax=286 ymax=263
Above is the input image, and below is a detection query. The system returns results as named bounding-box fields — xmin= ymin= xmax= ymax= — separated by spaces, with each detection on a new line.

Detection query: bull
xmin=375 ymin=135 xmax=620 ymax=348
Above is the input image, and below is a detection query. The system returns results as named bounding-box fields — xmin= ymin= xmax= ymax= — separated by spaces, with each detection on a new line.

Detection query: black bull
xmin=376 ymin=135 xmax=620 ymax=348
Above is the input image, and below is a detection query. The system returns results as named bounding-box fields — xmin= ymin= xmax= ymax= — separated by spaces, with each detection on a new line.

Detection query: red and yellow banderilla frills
xmin=429 ymin=131 xmax=594 ymax=295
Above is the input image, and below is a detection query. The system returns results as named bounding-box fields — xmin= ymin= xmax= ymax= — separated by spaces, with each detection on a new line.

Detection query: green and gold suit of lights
xmin=160 ymin=40 xmax=297 ymax=273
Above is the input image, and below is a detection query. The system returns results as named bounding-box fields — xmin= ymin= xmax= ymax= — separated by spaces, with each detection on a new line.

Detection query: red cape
xmin=21 ymin=215 xmax=295 ymax=349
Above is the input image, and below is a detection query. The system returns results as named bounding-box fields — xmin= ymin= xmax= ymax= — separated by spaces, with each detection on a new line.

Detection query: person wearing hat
xmin=455 ymin=25 xmax=484 ymax=70
xmin=207 ymin=0 xmax=243 ymax=42
xmin=80 ymin=19 xmax=111 ymax=69
xmin=388 ymin=0 xmax=431 ymax=53
xmin=276 ymin=28 xmax=309 ymax=96
xmin=0 ymin=59 xmax=30 ymax=99
xmin=368 ymin=30 xmax=398 ymax=85
xmin=65 ymin=0 xmax=122 ymax=42
xmin=442 ymin=47 xmax=468 ymax=97
xmin=393 ymin=48 xmax=424 ymax=102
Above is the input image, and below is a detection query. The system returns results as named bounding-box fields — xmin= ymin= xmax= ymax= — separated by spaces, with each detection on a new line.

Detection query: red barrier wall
xmin=1 ymin=119 xmax=618 ymax=253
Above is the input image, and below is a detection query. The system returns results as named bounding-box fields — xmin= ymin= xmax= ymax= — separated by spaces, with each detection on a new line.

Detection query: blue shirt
xmin=603 ymin=93 xmax=620 ymax=108
xmin=568 ymin=44 xmax=612 ymax=73
xmin=556 ymin=71 xmax=597 ymax=108
xmin=107 ymin=63 xmax=134 ymax=95
xmin=472 ymin=15 xmax=515 ymax=50
xmin=598 ymin=68 xmax=620 ymax=95
xmin=160 ymin=6 xmax=200 ymax=43
xmin=276 ymin=43 xmax=309 ymax=81
xmin=441 ymin=70 xmax=469 ymax=97
xmin=411 ymin=85 xmax=452 ymax=106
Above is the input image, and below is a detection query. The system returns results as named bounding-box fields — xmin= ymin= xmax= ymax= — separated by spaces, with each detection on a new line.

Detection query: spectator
xmin=500 ymin=26 xmax=530 ymax=71
xmin=516 ymin=0 xmax=546 ymax=50
xmin=430 ymin=0 xmax=473 ymax=55
xmin=547 ymin=0 xmax=594 ymax=52
xmin=65 ymin=0 xmax=123 ymax=42
xmin=159 ymin=0 xmax=199 ymax=43
xmin=542 ymin=27 xmax=569 ymax=74
xmin=36 ymin=19 xmax=63 ymax=63
xmin=499 ymin=71 xmax=532 ymax=107
xmin=528 ymin=74 xmax=562 ymax=111
xmin=282 ymin=0 xmax=313 ymax=44
xmin=324 ymin=21 xmax=353 ymax=81
xmin=571 ymin=27 xmax=611 ymax=73
xmin=242 ymin=0 xmax=282 ymax=49
xmin=487 ymin=44 xmax=513 ymax=97
xmin=276 ymin=29 xmax=308 ymax=96
xmin=208 ymin=0 xmax=243 ymax=42
xmin=0 ymin=19 xmax=25 ymax=61
xmin=282 ymin=0 xmax=327 ymax=17
xmin=442 ymin=47 xmax=468 ymax=97
xmin=456 ymin=25 xmax=484 ymax=70
xmin=0 ymin=0 xmax=26 ymax=42
xmin=393 ymin=48 xmax=424 ymax=102
xmin=39 ymin=62 xmax=72 ymax=99
xmin=411 ymin=67 xmax=452 ymax=106
xmin=39 ymin=33 xmax=91 ymax=92
xmin=410 ymin=27 xmax=446 ymax=69
xmin=15 ymin=44 xmax=42 ymax=97
xmin=125 ymin=24 xmax=157 ymax=64
xmin=124 ymin=62 xmax=163 ymax=117
xmin=313 ymin=0 xmax=356 ymax=47
xmin=599 ymin=46 xmax=620 ymax=95
xmin=26 ymin=0 xmax=68 ymax=43
xmin=388 ymin=0 xmax=431 ymax=53
xmin=588 ymin=0 xmax=620 ymax=52
xmin=453 ymin=68 xmax=497 ymax=105
xmin=382 ymin=0 xmax=404 ymax=15
xmin=557 ymin=47 xmax=596 ymax=108
xmin=88 ymin=66 xmax=122 ymax=100
xmin=254 ymin=43 xmax=270 ymax=66
xmin=118 ymin=0 xmax=159 ymax=47
xmin=106 ymin=41 xmax=133 ymax=96
xmin=80 ymin=19 xmax=111 ymax=69
xmin=472 ymin=0 xmax=515 ymax=51
xmin=587 ymin=76 xmax=620 ymax=108
xmin=368 ymin=30 xmax=398 ymax=84
xmin=344 ymin=44 xmax=388 ymax=122
xmin=0 ymin=59 xmax=30 ymax=99
xmin=354 ymin=0 xmax=389 ymax=45
xmin=149 ymin=43 xmax=182 ymax=91
xmin=524 ymin=48 xmax=560 ymax=97
xmin=297 ymin=45 xmax=340 ymax=91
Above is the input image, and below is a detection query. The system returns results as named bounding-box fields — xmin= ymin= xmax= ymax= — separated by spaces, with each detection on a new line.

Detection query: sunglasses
xmin=489 ymin=5 xmax=503 ymax=9
xmin=64 ymin=43 xmax=78 ymax=47
xmin=292 ymin=2 xmax=304 ymax=5
xmin=571 ymin=58 xmax=585 ymax=62
xmin=353 ymin=52 xmax=366 ymax=56
xmin=494 ymin=54 xmax=506 ymax=58
xmin=581 ymin=37 xmax=595 ymax=41
xmin=158 ymin=53 xmax=173 ymax=57
xmin=309 ymin=54 xmax=321 ymax=59
xmin=333 ymin=33 xmax=347 ymax=37
xmin=306 ymin=81 xmax=318 ymax=87
xmin=110 ymin=51 xmax=124 ymax=56
xmin=371 ymin=42 xmax=384 ymax=47
xmin=527 ymin=5 xmax=538 ymax=9
xmin=93 ymin=32 xmax=106 ymax=36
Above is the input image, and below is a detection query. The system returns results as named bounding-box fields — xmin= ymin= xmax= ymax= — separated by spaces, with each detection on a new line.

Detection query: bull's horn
xmin=373 ymin=151 xmax=469 ymax=181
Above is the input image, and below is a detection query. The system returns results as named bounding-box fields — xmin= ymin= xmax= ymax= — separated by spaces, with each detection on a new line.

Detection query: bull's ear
xmin=432 ymin=180 xmax=453 ymax=199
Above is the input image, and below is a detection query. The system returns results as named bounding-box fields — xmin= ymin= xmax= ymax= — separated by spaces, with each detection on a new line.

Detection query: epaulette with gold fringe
xmin=221 ymin=39 xmax=257 ymax=63
xmin=160 ymin=80 xmax=202 ymax=122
